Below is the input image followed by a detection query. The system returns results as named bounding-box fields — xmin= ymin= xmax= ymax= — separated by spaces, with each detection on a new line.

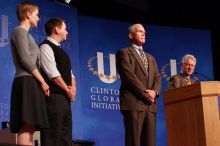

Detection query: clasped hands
xmin=144 ymin=90 xmax=156 ymax=103
xmin=66 ymin=86 xmax=76 ymax=102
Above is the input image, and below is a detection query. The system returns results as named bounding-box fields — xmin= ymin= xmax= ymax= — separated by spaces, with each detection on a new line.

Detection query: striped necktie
xmin=185 ymin=77 xmax=191 ymax=85
xmin=139 ymin=48 xmax=148 ymax=71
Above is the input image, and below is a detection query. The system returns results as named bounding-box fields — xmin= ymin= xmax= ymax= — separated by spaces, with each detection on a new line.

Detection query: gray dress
xmin=10 ymin=27 xmax=49 ymax=133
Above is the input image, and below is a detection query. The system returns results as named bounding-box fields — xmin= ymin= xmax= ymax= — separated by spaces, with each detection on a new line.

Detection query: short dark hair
xmin=44 ymin=17 xmax=65 ymax=36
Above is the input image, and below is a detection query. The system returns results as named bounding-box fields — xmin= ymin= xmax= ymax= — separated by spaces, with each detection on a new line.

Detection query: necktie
xmin=139 ymin=48 xmax=148 ymax=72
xmin=185 ymin=77 xmax=191 ymax=85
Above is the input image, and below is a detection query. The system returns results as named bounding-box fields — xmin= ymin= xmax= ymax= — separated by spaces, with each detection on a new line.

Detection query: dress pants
xmin=41 ymin=93 xmax=72 ymax=146
xmin=122 ymin=107 xmax=156 ymax=146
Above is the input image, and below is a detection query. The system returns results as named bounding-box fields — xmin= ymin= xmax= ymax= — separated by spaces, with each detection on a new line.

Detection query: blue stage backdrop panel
xmin=78 ymin=16 xmax=127 ymax=145
xmin=0 ymin=0 xmax=19 ymax=128
xmin=78 ymin=15 xmax=213 ymax=146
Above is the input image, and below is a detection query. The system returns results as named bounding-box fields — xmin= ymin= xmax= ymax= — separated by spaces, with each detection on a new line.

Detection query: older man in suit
xmin=168 ymin=54 xmax=196 ymax=89
xmin=116 ymin=23 xmax=161 ymax=146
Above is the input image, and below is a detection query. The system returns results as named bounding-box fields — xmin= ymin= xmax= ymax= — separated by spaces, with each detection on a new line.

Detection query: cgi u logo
xmin=0 ymin=15 xmax=9 ymax=48
xmin=87 ymin=52 xmax=120 ymax=84
xmin=97 ymin=52 xmax=118 ymax=84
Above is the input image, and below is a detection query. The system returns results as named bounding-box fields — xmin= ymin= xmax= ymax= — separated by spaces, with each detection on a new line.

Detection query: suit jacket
xmin=168 ymin=73 xmax=195 ymax=89
xmin=116 ymin=46 xmax=161 ymax=112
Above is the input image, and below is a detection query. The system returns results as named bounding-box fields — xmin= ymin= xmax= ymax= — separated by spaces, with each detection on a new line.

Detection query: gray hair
xmin=181 ymin=54 xmax=197 ymax=65
xmin=128 ymin=23 xmax=143 ymax=33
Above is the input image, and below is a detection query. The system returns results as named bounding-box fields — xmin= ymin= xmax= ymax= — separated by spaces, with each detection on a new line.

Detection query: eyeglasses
xmin=184 ymin=63 xmax=195 ymax=68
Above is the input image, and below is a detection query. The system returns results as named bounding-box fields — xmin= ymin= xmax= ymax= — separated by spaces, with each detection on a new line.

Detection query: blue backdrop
xmin=0 ymin=1 xmax=214 ymax=146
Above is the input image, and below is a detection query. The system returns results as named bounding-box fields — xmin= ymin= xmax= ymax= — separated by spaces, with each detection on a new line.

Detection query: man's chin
xmin=188 ymin=73 xmax=193 ymax=76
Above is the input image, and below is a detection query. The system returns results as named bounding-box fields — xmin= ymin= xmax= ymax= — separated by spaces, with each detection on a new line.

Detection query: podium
xmin=163 ymin=81 xmax=220 ymax=146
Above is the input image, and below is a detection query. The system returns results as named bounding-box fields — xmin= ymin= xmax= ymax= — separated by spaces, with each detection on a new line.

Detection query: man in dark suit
xmin=168 ymin=54 xmax=196 ymax=89
xmin=116 ymin=23 xmax=161 ymax=146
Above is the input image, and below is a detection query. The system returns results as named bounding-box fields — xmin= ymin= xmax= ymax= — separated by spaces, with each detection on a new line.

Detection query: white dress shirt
xmin=40 ymin=37 xmax=62 ymax=80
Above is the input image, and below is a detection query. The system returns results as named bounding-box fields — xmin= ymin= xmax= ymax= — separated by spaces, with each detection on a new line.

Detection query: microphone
xmin=194 ymin=71 xmax=212 ymax=81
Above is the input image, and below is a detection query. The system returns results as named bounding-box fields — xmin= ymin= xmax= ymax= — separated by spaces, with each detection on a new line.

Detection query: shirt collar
xmin=132 ymin=44 xmax=144 ymax=56
xmin=132 ymin=44 xmax=143 ymax=54
xmin=132 ymin=43 xmax=143 ymax=49
xmin=47 ymin=37 xmax=61 ymax=46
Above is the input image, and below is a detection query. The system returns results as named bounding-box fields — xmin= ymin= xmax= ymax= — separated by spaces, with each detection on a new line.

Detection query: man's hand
xmin=67 ymin=86 xmax=76 ymax=102
xmin=144 ymin=90 xmax=156 ymax=103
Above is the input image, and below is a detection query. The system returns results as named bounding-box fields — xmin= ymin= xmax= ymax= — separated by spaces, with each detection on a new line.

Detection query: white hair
xmin=128 ymin=23 xmax=143 ymax=33
xmin=181 ymin=54 xmax=197 ymax=65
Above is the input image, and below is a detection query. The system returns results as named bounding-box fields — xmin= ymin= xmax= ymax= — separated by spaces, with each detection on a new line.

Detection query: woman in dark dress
xmin=10 ymin=1 xmax=49 ymax=145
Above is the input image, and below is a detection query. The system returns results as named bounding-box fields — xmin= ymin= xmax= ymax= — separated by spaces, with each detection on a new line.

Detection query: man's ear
xmin=181 ymin=63 xmax=183 ymax=70
xmin=26 ymin=11 xmax=31 ymax=19
xmin=128 ymin=33 xmax=133 ymax=40
xmin=55 ymin=26 xmax=60 ymax=34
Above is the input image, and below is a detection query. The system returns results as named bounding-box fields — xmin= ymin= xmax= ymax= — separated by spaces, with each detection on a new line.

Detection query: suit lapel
xmin=129 ymin=46 xmax=148 ymax=76
xmin=145 ymin=53 xmax=152 ymax=75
